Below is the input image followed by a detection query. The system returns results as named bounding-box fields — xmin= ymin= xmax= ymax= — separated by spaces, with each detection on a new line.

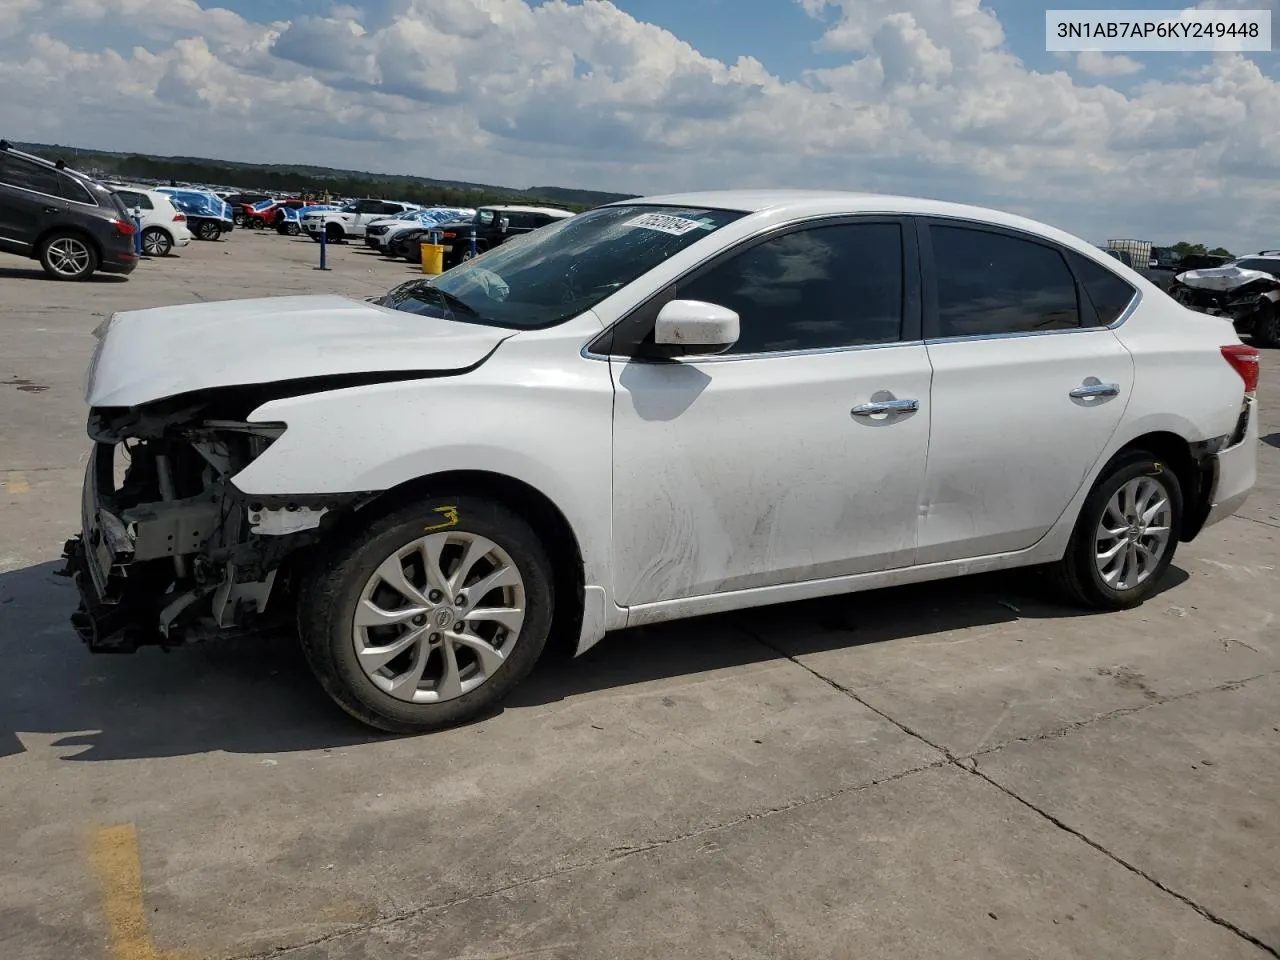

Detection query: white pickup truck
xmin=302 ymin=199 xmax=420 ymax=243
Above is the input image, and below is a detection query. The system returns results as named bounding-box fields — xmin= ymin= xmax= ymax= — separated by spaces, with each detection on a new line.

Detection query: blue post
xmin=315 ymin=228 xmax=329 ymax=271
xmin=470 ymin=228 xmax=477 ymax=259
xmin=133 ymin=212 xmax=143 ymax=256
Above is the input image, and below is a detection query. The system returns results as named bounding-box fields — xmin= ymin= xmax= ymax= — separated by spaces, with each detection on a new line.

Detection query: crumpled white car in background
xmin=65 ymin=191 xmax=1259 ymax=733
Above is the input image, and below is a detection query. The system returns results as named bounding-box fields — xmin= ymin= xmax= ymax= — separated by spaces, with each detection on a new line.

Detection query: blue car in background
xmin=155 ymin=188 xmax=235 ymax=241
xmin=277 ymin=204 xmax=341 ymax=236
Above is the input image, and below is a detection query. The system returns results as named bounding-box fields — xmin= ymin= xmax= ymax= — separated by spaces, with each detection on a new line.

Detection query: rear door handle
xmin=1069 ymin=382 xmax=1120 ymax=399
xmin=852 ymin=398 xmax=919 ymax=417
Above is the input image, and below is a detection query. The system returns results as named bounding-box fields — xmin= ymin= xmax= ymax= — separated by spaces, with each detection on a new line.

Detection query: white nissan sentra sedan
xmin=65 ymin=191 xmax=1259 ymax=732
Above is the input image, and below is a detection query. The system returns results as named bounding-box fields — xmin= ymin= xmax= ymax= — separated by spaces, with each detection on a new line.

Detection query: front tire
xmin=1251 ymin=301 xmax=1280 ymax=348
xmin=141 ymin=227 xmax=172 ymax=257
xmin=38 ymin=232 xmax=98 ymax=280
xmin=325 ymin=224 xmax=344 ymax=244
xmin=1049 ymin=451 xmax=1183 ymax=610
xmin=299 ymin=495 xmax=555 ymax=733
xmin=285 ymin=222 xmax=301 ymax=237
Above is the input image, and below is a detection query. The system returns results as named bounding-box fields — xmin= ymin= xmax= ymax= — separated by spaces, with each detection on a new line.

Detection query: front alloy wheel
xmin=353 ymin=532 xmax=525 ymax=703
xmin=299 ymin=496 xmax=554 ymax=733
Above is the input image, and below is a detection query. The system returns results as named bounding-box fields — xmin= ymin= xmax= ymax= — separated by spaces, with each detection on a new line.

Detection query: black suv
xmin=0 ymin=142 xmax=139 ymax=280
xmin=390 ymin=205 xmax=574 ymax=267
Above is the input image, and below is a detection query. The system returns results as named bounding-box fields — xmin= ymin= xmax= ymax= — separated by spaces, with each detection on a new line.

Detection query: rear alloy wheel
xmin=197 ymin=221 xmax=221 ymax=241
xmin=1049 ymin=451 xmax=1182 ymax=609
xmin=141 ymin=227 xmax=172 ymax=257
xmin=299 ymin=496 xmax=554 ymax=733
xmin=39 ymin=233 xmax=98 ymax=280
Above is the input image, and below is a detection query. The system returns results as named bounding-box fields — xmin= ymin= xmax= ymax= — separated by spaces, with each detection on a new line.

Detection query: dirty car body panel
xmin=64 ymin=190 xmax=1260 ymax=731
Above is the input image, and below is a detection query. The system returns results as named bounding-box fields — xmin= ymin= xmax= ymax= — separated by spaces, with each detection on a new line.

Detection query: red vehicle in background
xmin=237 ymin=197 xmax=311 ymax=230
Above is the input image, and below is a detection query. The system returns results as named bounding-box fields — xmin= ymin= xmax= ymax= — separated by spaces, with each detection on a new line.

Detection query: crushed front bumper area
xmin=60 ymin=439 xmax=364 ymax=654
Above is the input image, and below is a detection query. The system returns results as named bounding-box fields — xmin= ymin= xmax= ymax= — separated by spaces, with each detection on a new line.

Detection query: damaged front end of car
xmin=59 ymin=388 xmax=370 ymax=653
xmin=1171 ymin=266 xmax=1280 ymax=347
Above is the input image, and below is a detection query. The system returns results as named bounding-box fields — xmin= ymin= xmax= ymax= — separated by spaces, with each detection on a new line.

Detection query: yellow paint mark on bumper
xmin=89 ymin=824 xmax=186 ymax=960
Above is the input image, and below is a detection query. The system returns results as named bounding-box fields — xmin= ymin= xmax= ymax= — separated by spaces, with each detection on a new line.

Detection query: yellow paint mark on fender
xmin=1151 ymin=462 xmax=1164 ymax=475
xmin=89 ymin=824 xmax=186 ymax=960
xmin=3 ymin=472 xmax=30 ymax=495
xmin=424 ymin=505 xmax=460 ymax=532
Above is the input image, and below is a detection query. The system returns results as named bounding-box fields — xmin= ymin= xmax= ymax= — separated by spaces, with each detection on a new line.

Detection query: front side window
xmin=0 ymin=155 xmax=66 ymax=197
xmin=475 ymin=210 xmax=497 ymax=227
xmin=675 ymin=222 xmax=905 ymax=354
xmin=380 ymin=205 xmax=743 ymax=330
xmin=1234 ymin=258 xmax=1280 ymax=275
xmin=930 ymin=225 xmax=1079 ymax=337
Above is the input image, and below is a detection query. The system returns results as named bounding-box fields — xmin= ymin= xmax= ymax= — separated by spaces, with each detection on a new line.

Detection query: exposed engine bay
xmin=1171 ymin=264 xmax=1280 ymax=347
xmin=60 ymin=390 xmax=370 ymax=652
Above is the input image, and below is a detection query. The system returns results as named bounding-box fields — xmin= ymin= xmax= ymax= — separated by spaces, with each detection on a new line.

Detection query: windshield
xmin=379 ymin=204 xmax=745 ymax=329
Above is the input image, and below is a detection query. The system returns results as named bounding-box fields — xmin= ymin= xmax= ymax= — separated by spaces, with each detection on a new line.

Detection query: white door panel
xmin=611 ymin=346 xmax=933 ymax=606
xmin=919 ymin=330 xmax=1133 ymax=563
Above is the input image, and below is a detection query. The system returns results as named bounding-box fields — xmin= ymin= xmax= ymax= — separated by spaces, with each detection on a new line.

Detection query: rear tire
xmin=1048 ymin=450 xmax=1183 ymax=610
xmin=38 ymin=232 xmax=98 ymax=280
xmin=141 ymin=227 xmax=172 ymax=257
xmin=298 ymin=495 xmax=555 ymax=733
xmin=197 ymin=221 xmax=221 ymax=241
xmin=285 ymin=222 xmax=301 ymax=237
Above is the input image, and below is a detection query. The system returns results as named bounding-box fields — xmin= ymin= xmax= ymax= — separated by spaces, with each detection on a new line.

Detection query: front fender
xmin=229 ymin=346 xmax=615 ymax=593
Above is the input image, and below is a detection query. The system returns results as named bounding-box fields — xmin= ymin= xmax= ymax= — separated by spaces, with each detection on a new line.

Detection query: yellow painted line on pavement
xmin=89 ymin=824 xmax=186 ymax=960
xmin=2 ymin=471 xmax=30 ymax=494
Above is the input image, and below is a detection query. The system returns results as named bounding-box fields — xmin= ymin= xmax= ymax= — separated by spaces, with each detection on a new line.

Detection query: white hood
xmin=86 ymin=294 xmax=510 ymax=407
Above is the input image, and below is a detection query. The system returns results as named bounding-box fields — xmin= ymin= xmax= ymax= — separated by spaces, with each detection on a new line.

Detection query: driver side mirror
xmin=651 ymin=299 xmax=740 ymax=357
xmin=498 ymin=216 xmax=510 ymax=233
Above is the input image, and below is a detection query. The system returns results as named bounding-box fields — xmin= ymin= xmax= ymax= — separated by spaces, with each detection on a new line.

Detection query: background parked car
xmin=1171 ymin=254 xmax=1280 ymax=347
xmin=277 ymin=203 xmax=340 ymax=236
xmin=302 ymin=199 xmax=420 ymax=243
xmin=155 ymin=188 xmax=235 ymax=241
xmin=365 ymin=207 xmax=475 ymax=251
xmin=416 ymin=205 xmax=575 ymax=268
xmin=110 ymin=187 xmax=193 ymax=257
xmin=222 ymin=193 xmax=272 ymax=227
xmin=0 ymin=140 xmax=138 ymax=280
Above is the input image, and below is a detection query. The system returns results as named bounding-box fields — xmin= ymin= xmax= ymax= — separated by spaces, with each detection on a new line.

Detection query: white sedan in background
xmin=67 ymin=191 xmax=1258 ymax=733
xmin=110 ymin=186 xmax=193 ymax=257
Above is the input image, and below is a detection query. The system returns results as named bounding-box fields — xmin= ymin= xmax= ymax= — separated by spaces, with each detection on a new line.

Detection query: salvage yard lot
xmin=1 ymin=234 xmax=1278 ymax=960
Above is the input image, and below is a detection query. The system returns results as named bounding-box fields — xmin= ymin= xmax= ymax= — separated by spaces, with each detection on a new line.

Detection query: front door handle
xmin=1069 ymin=382 xmax=1120 ymax=399
xmin=852 ymin=398 xmax=920 ymax=417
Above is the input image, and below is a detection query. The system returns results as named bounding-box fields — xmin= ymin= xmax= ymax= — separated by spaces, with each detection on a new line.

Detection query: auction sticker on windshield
xmin=625 ymin=213 xmax=706 ymax=236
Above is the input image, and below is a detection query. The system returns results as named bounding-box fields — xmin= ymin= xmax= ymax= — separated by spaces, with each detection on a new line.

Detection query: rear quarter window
xmin=1069 ymin=253 xmax=1137 ymax=326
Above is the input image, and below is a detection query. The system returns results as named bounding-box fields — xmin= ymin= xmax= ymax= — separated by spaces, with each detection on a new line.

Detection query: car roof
xmin=615 ymin=189 xmax=1091 ymax=242
xmin=0 ymin=141 xmax=96 ymax=182
xmin=482 ymin=205 xmax=574 ymax=217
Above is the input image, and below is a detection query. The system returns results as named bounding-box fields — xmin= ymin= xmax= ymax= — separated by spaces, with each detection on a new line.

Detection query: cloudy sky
xmin=1 ymin=0 xmax=1276 ymax=251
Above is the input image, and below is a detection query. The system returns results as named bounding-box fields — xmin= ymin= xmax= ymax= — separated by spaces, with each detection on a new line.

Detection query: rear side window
xmin=58 ymin=173 xmax=96 ymax=205
xmin=677 ymin=222 xmax=904 ymax=354
xmin=930 ymin=225 xmax=1080 ymax=337
xmin=0 ymin=155 xmax=66 ymax=197
xmin=115 ymin=190 xmax=153 ymax=210
xmin=1068 ymin=253 xmax=1137 ymax=326
xmin=1235 ymin=258 xmax=1280 ymax=275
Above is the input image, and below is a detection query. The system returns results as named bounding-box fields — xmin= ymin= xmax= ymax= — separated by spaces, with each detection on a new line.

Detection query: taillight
xmin=111 ymin=219 xmax=136 ymax=237
xmin=1221 ymin=344 xmax=1260 ymax=396
xmin=442 ymin=231 xmax=457 ymax=238
xmin=173 ymin=213 xmax=186 ymax=222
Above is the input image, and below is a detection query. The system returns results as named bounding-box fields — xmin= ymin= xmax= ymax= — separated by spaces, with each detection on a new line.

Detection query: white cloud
xmin=1076 ymin=51 xmax=1144 ymax=77
xmin=0 ymin=0 xmax=1276 ymax=251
